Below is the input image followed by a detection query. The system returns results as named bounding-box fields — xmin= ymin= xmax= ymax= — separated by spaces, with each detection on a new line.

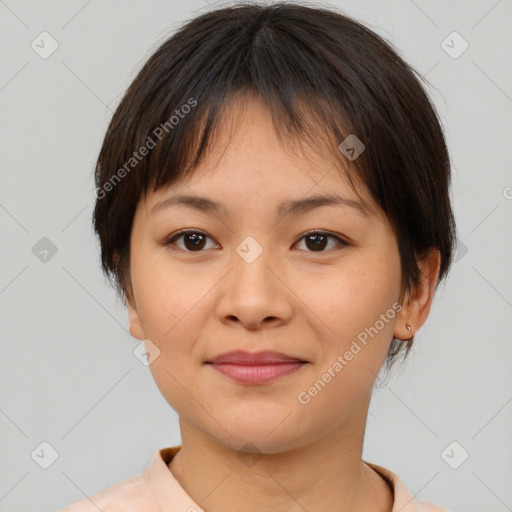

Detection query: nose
xmin=215 ymin=237 xmax=294 ymax=330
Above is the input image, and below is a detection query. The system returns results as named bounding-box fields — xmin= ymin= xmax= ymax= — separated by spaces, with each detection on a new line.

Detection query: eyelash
xmin=164 ymin=229 xmax=349 ymax=253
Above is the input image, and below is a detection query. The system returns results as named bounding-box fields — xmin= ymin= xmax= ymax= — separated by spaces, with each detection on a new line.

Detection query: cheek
xmin=134 ymin=256 xmax=210 ymax=417
xmin=131 ymin=245 xmax=210 ymax=343
xmin=292 ymin=265 xmax=400 ymax=434
xmin=130 ymin=254 xmax=219 ymax=420
xmin=295 ymin=251 xmax=401 ymax=350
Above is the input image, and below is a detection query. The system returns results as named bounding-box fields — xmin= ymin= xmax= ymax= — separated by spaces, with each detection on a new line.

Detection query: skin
xmin=126 ymin=92 xmax=441 ymax=512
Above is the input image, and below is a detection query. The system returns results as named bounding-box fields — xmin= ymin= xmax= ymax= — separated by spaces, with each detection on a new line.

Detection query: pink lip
xmin=206 ymin=350 xmax=308 ymax=385
xmin=209 ymin=362 xmax=306 ymax=384
xmin=207 ymin=350 xmax=307 ymax=365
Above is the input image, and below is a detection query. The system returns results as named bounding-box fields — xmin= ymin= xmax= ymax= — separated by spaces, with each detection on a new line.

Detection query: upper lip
xmin=206 ymin=350 xmax=308 ymax=365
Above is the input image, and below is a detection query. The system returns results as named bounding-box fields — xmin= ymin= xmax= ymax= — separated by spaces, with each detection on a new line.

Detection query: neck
xmin=167 ymin=392 xmax=394 ymax=512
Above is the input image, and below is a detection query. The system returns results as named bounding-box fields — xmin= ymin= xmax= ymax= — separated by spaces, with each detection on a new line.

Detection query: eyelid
xmin=164 ymin=229 xmax=219 ymax=249
xmin=165 ymin=228 xmax=350 ymax=253
xmin=294 ymin=230 xmax=349 ymax=251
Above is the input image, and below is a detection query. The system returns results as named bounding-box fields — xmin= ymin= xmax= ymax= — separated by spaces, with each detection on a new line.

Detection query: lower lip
xmin=208 ymin=362 xmax=306 ymax=385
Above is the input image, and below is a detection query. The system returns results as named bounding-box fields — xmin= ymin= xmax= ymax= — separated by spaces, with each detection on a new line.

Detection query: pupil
xmin=307 ymin=234 xmax=326 ymax=251
xmin=185 ymin=233 xmax=205 ymax=250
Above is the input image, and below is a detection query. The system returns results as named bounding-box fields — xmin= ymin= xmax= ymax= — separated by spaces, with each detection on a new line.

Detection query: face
xmin=127 ymin=93 xmax=406 ymax=454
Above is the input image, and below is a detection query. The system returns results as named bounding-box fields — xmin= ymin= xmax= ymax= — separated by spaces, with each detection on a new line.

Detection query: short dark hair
xmin=92 ymin=1 xmax=457 ymax=371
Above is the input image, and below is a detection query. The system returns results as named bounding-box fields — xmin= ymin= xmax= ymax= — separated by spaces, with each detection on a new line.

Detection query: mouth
xmin=205 ymin=350 xmax=309 ymax=385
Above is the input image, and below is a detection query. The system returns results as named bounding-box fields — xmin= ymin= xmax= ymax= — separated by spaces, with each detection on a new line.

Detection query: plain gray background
xmin=1 ymin=0 xmax=511 ymax=511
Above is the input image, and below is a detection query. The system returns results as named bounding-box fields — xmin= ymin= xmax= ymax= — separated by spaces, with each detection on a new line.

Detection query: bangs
xmin=111 ymin=9 xmax=391 ymax=216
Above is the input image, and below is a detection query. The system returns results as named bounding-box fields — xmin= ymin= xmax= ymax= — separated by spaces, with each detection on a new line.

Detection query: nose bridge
xmin=215 ymin=233 xmax=292 ymax=327
xmin=232 ymin=234 xmax=274 ymax=291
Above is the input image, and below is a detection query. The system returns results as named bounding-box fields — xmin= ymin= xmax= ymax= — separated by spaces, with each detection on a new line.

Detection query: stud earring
xmin=406 ymin=323 xmax=412 ymax=331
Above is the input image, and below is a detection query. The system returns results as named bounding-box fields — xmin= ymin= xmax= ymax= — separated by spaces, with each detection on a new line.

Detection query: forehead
xmin=142 ymin=92 xmax=379 ymax=218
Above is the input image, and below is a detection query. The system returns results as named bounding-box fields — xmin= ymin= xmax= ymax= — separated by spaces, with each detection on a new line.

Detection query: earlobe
xmin=127 ymin=296 xmax=145 ymax=340
xmin=121 ymin=263 xmax=145 ymax=340
xmin=393 ymin=248 xmax=441 ymax=341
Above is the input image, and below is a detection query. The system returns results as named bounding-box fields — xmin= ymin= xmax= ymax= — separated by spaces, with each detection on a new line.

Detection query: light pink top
xmin=60 ymin=446 xmax=451 ymax=511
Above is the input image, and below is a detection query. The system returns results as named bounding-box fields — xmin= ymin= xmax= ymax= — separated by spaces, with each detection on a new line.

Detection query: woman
xmin=62 ymin=2 xmax=456 ymax=510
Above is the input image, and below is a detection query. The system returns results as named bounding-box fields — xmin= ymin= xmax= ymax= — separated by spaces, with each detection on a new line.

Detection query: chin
xmin=207 ymin=413 xmax=314 ymax=455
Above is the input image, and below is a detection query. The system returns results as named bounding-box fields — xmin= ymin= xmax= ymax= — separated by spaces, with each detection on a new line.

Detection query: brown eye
xmin=165 ymin=230 xmax=347 ymax=254
xmin=294 ymin=231 xmax=347 ymax=252
xmin=166 ymin=230 xmax=217 ymax=252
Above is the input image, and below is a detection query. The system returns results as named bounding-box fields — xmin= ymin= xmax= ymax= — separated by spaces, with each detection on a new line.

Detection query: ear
xmin=114 ymin=250 xmax=145 ymax=340
xmin=127 ymin=295 xmax=145 ymax=340
xmin=393 ymin=248 xmax=441 ymax=341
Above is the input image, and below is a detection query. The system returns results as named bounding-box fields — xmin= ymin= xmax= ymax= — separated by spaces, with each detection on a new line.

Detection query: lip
xmin=206 ymin=350 xmax=307 ymax=365
xmin=205 ymin=350 xmax=308 ymax=385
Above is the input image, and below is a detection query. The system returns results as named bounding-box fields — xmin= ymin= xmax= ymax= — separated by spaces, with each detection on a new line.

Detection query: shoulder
xmin=60 ymin=446 xmax=184 ymax=512
xmin=59 ymin=473 xmax=156 ymax=511
xmin=364 ymin=461 xmax=451 ymax=512
xmin=415 ymin=501 xmax=453 ymax=512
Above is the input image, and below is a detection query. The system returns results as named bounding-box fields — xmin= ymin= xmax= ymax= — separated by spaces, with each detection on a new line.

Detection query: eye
xmin=164 ymin=229 xmax=348 ymax=253
xmin=165 ymin=230 xmax=218 ymax=252
xmin=293 ymin=231 xmax=347 ymax=252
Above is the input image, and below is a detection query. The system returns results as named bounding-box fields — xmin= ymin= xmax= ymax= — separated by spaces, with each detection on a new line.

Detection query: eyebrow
xmin=150 ymin=193 xmax=373 ymax=218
